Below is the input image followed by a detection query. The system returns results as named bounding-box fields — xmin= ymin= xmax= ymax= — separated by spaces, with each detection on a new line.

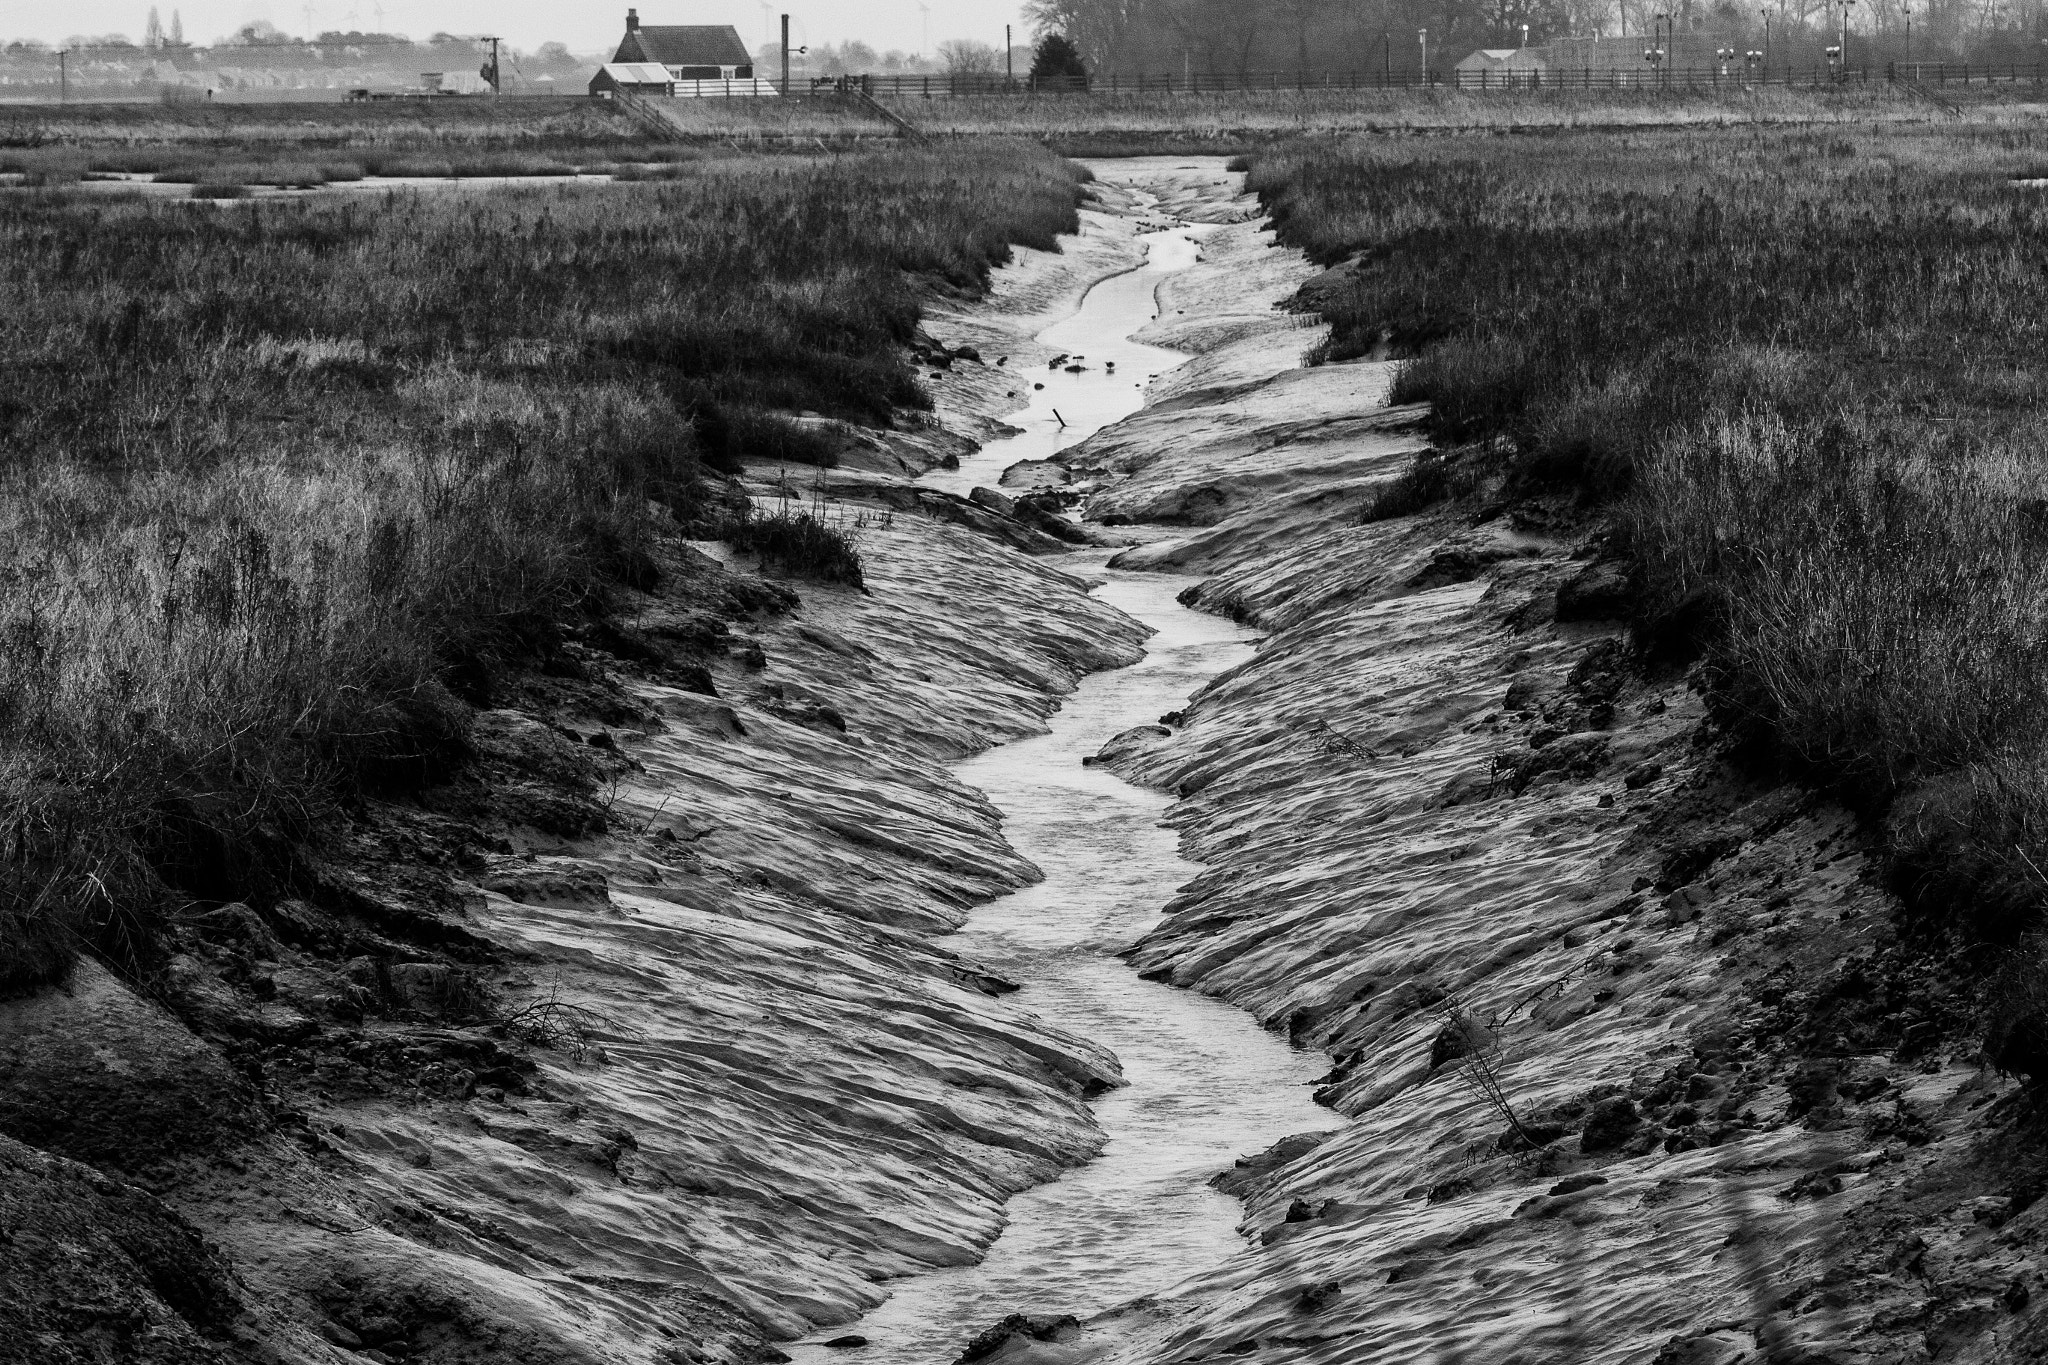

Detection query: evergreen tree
xmin=169 ymin=9 xmax=184 ymax=45
xmin=1029 ymin=32 xmax=1088 ymax=86
xmin=144 ymin=7 xmax=163 ymax=48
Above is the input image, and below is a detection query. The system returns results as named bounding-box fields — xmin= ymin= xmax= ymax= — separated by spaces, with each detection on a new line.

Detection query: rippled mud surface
xmin=789 ymin=156 xmax=1333 ymax=1365
xmin=787 ymin=564 xmax=1332 ymax=1365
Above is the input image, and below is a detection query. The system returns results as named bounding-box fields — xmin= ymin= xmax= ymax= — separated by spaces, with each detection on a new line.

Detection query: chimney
xmin=626 ymin=8 xmax=639 ymax=31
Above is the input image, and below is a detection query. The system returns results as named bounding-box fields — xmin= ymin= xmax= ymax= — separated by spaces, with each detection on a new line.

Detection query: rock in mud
xmin=1555 ymin=560 xmax=1635 ymax=621
xmin=0 ymin=1133 xmax=242 ymax=1363
xmin=1578 ymin=1096 xmax=1643 ymax=1154
xmin=955 ymin=1313 xmax=1080 ymax=1363
xmin=969 ymin=486 xmax=1017 ymax=516
xmin=0 ymin=958 xmax=260 ymax=1170
xmin=1212 ymin=1131 xmax=1331 ymax=1197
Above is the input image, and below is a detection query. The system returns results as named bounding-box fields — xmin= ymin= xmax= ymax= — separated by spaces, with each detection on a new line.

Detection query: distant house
xmin=611 ymin=9 xmax=752 ymax=79
xmin=1455 ymin=48 xmax=1548 ymax=80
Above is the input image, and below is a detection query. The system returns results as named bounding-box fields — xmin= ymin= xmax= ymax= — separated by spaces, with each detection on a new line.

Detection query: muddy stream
xmin=787 ymin=167 xmax=1335 ymax=1364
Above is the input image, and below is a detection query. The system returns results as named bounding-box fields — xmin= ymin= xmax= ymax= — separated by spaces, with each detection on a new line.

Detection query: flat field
xmin=1243 ymin=120 xmax=2048 ymax=1060
xmin=10 ymin=80 xmax=2048 ymax=173
xmin=0 ymin=142 xmax=1085 ymax=989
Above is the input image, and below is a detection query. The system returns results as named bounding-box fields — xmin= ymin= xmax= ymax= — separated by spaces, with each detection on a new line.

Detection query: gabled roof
xmin=599 ymin=62 xmax=673 ymax=84
xmin=616 ymin=25 xmax=751 ymax=68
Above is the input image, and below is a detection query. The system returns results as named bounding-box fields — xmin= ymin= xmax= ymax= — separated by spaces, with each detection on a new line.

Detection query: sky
xmin=2 ymin=0 xmax=1039 ymax=56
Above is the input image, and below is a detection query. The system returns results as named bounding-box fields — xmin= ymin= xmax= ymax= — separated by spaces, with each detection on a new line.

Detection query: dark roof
xmin=615 ymin=25 xmax=751 ymax=68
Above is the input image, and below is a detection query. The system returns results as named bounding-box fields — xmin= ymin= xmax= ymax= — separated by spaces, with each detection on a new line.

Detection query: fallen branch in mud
xmin=1433 ymin=1000 xmax=1545 ymax=1150
xmin=1302 ymin=718 xmax=1380 ymax=761
xmin=494 ymin=981 xmax=620 ymax=1062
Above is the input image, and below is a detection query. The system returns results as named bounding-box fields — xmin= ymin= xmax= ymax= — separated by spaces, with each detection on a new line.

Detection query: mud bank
xmin=963 ymin=173 xmax=2048 ymax=1365
xmin=0 ymin=166 xmax=1219 ymax=1365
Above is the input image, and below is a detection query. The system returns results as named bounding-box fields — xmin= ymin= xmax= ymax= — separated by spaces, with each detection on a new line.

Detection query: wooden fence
xmin=802 ymin=63 xmax=2047 ymax=98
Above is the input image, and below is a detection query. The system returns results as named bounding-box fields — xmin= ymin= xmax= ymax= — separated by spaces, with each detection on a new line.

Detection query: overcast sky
xmin=8 ymin=1 xmax=1037 ymax=57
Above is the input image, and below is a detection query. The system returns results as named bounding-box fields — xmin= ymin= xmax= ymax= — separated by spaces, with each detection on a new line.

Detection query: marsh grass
xmin=0 ymin=142 xmax=1084 ymax=993
xmin=1247 ymin=124 xmax=2048 ymax=1064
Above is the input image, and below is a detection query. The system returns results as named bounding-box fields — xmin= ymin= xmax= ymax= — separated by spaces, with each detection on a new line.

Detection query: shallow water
xmin=786 ymin=164 xmax=1334 ymax=1365
xmin=921 ymin=184 xmax=1219 ymax=501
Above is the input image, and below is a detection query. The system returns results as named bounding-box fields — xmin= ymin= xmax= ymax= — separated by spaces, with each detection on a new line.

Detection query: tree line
xmin=1025 ymin=0 xmax=2048 ymax=78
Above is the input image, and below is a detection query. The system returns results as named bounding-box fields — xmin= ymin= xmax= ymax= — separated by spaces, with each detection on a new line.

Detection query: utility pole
xmin=480 ymin=35 xmax=501 ymax=95
xmin=781 ymin=13 xmax=789 ymax=93
xmin=1006 ymin=23 xmax=1012 ymax=84
xmin=1420 ymin=27 xmax=1428 ymax=83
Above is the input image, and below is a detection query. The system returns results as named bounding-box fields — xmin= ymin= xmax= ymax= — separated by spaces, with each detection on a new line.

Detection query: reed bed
xmin=0 ymin=142 xmax=1086 ymax=993
xmin=1246 ymin=123 xmax=2048 ymax=1069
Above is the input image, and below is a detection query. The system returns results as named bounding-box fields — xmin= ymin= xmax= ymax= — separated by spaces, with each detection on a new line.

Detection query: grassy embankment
xmin=0 ymin=142 xmax=1086 ymax=993
xmin=0 ymin=100 xmax=742 ymax=185
xmin=8 ymin=81 xmax=2043 ymax=178
xmin=1244 ymin=124 xmax=2048 ymax=1071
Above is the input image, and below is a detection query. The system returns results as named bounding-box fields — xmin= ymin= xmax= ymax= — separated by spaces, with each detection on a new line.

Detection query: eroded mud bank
xmin=0 ymin=165 xmax=1257 ymax=1365
xmin=959 ymin=171 xmax=2046 ymax=1365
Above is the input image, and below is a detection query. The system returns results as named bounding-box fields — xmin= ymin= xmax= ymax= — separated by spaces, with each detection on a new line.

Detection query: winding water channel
xmin=788 ymin=166 xmax=1335 ymax=1364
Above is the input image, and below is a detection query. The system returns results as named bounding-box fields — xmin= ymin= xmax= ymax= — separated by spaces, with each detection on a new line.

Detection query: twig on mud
xmin=494 ymin=979 xmax=618 ymax=1062
xmin=1435 ymin=998 xmax=1543 ymax=1149
xmin=1302 ymin=717 xmax=1380 ymax=761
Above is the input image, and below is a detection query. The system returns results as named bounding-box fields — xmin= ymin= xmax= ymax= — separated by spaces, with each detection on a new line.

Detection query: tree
xmin=1030 ymin=32 xmax=1090 ymax=84
xmin=144 ymin=8 xmax=164 ymax=49
xmin=938 ymin=38 xmax=1000 ymax=71
xmin=169 ymin=10 xmax=184 ymax=45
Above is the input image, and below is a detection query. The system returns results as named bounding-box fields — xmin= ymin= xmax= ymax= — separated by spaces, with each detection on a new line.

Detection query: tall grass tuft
xmin=0 ymin=143 xmax=1086 ymax=993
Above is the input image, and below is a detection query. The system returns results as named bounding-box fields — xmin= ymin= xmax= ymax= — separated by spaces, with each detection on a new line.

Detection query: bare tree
xmin=937 ymin=38 xmax=1001 ymax=72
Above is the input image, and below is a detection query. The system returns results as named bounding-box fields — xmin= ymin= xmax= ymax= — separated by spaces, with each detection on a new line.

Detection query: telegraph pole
xmin=1005 ymin=23 xmax=1012 ymax=84
xmin=781 ymin=13 xmax=789 ymax=93
xmin=481 ymin=35 xmax=501 ymax=95
xmin=58 ymin=47 xmax=68 ymax=103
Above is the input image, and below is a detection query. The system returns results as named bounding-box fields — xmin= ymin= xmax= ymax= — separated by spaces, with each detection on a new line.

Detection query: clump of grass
xmin=0 ymin=143 xmax=1081 ymax=993
xmin=719 ymin=490 xmax=865 ymax=587
xmin=1246 ymin=124 xmax=2048 ymax=1071
xmin=1362 ymin=446 xmax=1498 ymax=521
xmin=189 ymin=182 xmax=251 ymax=199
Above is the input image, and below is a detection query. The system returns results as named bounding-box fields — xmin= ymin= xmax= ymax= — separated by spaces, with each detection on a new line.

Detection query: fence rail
xmin=800 ymin=62 xmax=2047 ymax=98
